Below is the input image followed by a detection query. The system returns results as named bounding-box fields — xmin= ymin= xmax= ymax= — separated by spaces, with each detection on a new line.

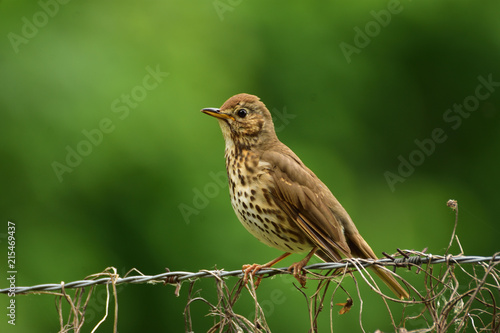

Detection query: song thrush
xmin=201 ymin=93 xmax=409 ymax=299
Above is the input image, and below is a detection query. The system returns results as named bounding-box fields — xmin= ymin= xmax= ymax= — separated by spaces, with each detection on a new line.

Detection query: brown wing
xmin=261 ymin=146 xmax=410 ymax=299
xmin=261 ymin=147 xmax=355 ymax=261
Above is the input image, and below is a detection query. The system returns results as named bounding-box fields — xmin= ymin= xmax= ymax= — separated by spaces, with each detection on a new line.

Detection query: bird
xmin=201 ymin=93 xmax=409 ymax=299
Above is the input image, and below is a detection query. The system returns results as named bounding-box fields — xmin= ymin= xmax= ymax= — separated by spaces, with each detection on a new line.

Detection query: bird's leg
xmin=242 ymin=252 xmax=291 ymax=288
xmin=288 ymin=247 xmax=318 ymax=288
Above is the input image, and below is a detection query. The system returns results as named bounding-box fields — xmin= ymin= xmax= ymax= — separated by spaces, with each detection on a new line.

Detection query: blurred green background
xmin=1 ymin=0 xmax=499 ymax=332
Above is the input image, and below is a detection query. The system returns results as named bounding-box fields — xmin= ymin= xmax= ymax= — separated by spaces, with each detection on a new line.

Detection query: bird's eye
xmin=237 ymin=108 xmax=248 ymax=118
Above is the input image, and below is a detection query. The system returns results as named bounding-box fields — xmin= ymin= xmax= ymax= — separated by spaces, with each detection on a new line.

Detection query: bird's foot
xmin=242 ymin=252 xmax=292 ymax=288
xmin=287 ymin=260 xmax=308 ymax=288
xmin=287 ymin=247 xmax=318 ymax=288
xmin=242 ymin=263 xmax=266 ymax=288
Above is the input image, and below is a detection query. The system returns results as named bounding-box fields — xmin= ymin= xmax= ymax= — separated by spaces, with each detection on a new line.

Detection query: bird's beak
xmin=201 ymin=108 xmax=235 ymax=121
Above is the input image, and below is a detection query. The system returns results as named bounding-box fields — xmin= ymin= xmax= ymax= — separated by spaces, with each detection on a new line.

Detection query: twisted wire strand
xmin=1 ymin=253 xmax=498 ymax=295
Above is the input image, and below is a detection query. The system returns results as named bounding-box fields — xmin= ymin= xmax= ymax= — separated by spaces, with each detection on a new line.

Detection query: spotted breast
xmin=225 ymin=147 xmax=314 ymax=253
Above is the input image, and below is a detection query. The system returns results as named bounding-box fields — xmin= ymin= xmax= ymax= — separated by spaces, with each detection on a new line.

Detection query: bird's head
xmin=201 ymin=93 xmax=278 ymax=150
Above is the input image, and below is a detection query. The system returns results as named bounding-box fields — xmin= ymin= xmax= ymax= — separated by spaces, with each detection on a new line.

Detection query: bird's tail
xmin=347 ymin=233 xmax=410 ymax=300
xmin=316 ymin=249 xmax=409 ymax=300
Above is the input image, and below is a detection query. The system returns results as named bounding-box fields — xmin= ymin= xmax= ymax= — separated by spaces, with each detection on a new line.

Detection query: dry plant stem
xmin=445 ymin=200 xmax=459 ymax=256
xmin=183 ymin=281 xmax=197 ymax=332
xmin=293 ymin=283 xmax=314 ymax=332
xmin=352 ymin=272 xmax=366 ymax=333
xmin=90 ymin=283 xmax=110 ymax=333
xmin=80 ymin=285 xmax=95 ymax=331
xmin=55 ymin=291 xmax=64 ymax=331
xmin=312 ymin=278 xmax=329 ymax=330
xmin=246 ymin=277 xmax=261 ymax=330
xmin=111 ymin=274 xmax=119 ymax=333
xmin=61 ymin=282 xmax=80 ymax=331
xmin=310 ymin=273 xmax=334 ymax=328
xmin=85 ymin=267 xmax=119 ymax=333
xmin=184 ymin=271 xmax=271 ymax=333
xmin=329 ymin=267 xmax=351 ymax=333
xmin=448 ymin=260 xmax=499 ymax=332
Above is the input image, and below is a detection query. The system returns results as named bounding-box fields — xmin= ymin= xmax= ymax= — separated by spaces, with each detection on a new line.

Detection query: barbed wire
xmin=1 ymin=252 xmax=498 ymax=295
